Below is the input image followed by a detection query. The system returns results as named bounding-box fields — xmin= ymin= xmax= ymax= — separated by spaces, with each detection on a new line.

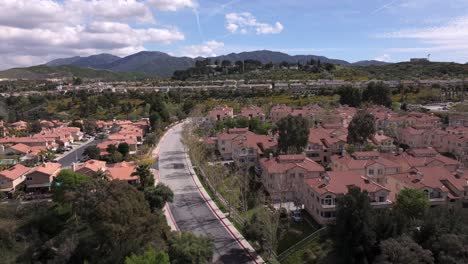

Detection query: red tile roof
xmin=306 ymin=171 xmax=388 ymax=195
xmin=0 ymin=164 xmax=30 ymax=180
xmin=260 ymin=154 xmax=324 ymax=174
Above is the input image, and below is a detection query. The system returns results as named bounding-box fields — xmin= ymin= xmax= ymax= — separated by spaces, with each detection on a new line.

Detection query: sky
xmin=1 ymin=0 xmax=468 ymax=70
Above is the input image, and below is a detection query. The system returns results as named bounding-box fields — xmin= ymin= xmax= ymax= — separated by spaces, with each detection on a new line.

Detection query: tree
xmin=83 ymin=119 xmax=98 ymax=134
xmin=30 ymin=120 xmax=42 ymax=134
xmin=72 ymin=181 xmax=169 ymax=264
xmin=118 ymin=142 xmax=130 ymax=157
xmin=107 ymin=144 xmax=117 ymax=155
xmin=375 ymin=235 xmax=434 ymax=264
xmin=51 ymin=169 xmax=90 ymax=206
xmin=68 ymin=120 xmax=83 ymax=130
xmin=133 ymin=163 xmax=154 ymax=189
xmin=276 ymin=115 xmax=310 ymax=154
xmin=144 ymin=183 xmax=174 ymax=212
xmin=394 ymin=188 xmax=429 ymax=221
xmin=125 ymin=247 xmax=170 ymax=264
xmin=84 ymin=145 xmax=100 ymax=160
xmin=347 ymin=110 xmax=376 ymax=145
xmin=168 ymin=232 xmax=213 ymax=264
xmin=337 ymin=86 xmax=362 ymax=107
xmin=333 ymin=187 xmax=376 ymax=264
xmin=111 ymin=151 xmax=123 ymax=163
xmin=73 ymin=77 xmax=83 ymax=85
xmin=362 ymin=82 xmax=392 ymax=107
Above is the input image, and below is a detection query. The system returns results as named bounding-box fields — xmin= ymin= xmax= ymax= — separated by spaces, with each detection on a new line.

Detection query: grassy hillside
xmin=357 ymin=62 xmax=468 ymax=80
xmin=0 ymin=65 xmax=152 ymax=81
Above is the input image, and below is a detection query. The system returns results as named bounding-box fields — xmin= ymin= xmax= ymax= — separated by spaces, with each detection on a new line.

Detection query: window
xmin=377 ymin=169 xmax=383 ymax=175
xmin=27 ymin=177 xmax=32 ymax=181
xmin=290 ymin=173 xmax=295 ymax=178
xmin=322 ymin=195 xmax=334 ymax=206
xmin=368 ymin=169 xmax=374 ymax=175
xmin=378 ymin=196 xmax=385 ymax=202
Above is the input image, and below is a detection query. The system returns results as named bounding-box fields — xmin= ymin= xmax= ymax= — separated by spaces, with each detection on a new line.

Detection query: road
xmin=58 ymin=138 xmax=104 ymax=167
xmin=157 ymin=123 xmax=253 ymax=264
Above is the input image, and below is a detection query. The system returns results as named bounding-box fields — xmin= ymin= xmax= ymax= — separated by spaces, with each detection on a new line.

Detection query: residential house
xmin=331 ymin=151 xmax=401 ymax=184
xmin=208 ymin=105 xmax=234 ymax=122
xmin=239 ymin=106 xmax=266 ymax=121
xmin=0 ymin=164 xmax=31 ymax=192
xmin=106 ymin=161 xmax=139 ymax=184
xmin=72 ymin=159 xmax=107 ymax=177
xmin=259 ymin=154 xmax=324 ymax=203
xmin=386 ymin=166 xmax=467 ymax=206
xmin=302 ymin=171 xmax=391 ymax=224
xmin=269 ymin=105 xmax=292 ymax=123
xmin=25 ymin=162 xmax=61 ymax=192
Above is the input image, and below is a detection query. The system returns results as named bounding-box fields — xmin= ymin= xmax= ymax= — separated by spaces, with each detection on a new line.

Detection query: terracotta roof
xmin=33 ymin=162 xmax=61 ymax=176
xmin=306 ymin=171 xmax=388 ymax=195
xmin=260 ymin=154 xmax=324 ymax=174
xmin=0 ymin=164 xmax=30 ymax=180
xmin=9 ymin=143 xmax=31 ymax=154
xmin=107 ymin=162 xmax=138 ymax=181
xmin=75 ymin=159 xmax=107 ymax=173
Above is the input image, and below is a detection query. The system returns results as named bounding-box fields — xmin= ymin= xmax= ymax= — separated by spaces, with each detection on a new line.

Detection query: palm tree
xmin=131 ymin=164 xmax=154 ymax=189
xmin=95 ymin=169 xmax=111 ymax=181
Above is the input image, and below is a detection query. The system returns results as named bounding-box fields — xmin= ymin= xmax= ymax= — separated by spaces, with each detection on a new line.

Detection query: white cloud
xmin=225 ymin=12 xmax=284 ymax=35
xmin=182 ymin=40 xmax=224 ymax=57
xmin=374 ymin=54 xmax=392 ymax=62
xmin=378 ymin=16 xmax=468 ymax=60
xmin=0 ymin=0 xmax=186 ymax=69
xmin=148 ymin=0 xmax=197 ymax=11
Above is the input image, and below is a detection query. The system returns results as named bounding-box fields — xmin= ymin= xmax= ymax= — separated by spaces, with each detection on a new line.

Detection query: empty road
xmin=157 ymin=123 xmax=253 ymax=264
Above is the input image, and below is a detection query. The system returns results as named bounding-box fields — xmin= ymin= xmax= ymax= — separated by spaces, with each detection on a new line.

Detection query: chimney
xmin=72 ymin=162 xmax=76 ymax=172
xmin=455 ymin=168 xmax=464 ymax=179
xmin=323 ymin=174 xmax=331 ymax=185
xmin=269 ymin=152 xmax=273 ymax=159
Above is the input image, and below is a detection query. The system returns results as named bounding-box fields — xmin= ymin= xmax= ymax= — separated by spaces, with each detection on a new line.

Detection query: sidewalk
xmin=184 ymin=150 xmax=265 ymax=264
xmin=151 ymin=123 xmax=179 ymax=232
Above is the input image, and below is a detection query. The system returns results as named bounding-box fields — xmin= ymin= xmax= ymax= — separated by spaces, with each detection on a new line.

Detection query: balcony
xmin=371 ymin=200 xmax=392 ymax=208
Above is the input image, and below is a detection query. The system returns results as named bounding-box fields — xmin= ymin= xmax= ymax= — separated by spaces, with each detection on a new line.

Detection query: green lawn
xmin=277 ymin=211 xmax=320 ymax=254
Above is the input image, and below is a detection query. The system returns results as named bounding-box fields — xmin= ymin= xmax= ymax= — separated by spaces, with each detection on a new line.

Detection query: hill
xmin=105 ymin=51 xmax=195 ymax=77
xmin=357 ymin=61 xmax=468 ymax=80
xmin=0 ymin=65 xmax=151 ymax=81
xmin=47 ymin=54 xmax=121 ymax=68
xmin=351 ymin=60 xmax=390 ymax=66
xmin=44 ymin=50 xmax=362 ymax=77
xmin=210 ymin=50 xmax=350 ymax=65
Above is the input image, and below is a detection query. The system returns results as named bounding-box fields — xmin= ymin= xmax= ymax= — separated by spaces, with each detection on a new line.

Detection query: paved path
xmin=157 ymin=122 xmax=260 ymax=264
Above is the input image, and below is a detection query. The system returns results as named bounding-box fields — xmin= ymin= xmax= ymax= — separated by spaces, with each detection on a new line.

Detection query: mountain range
xmin=42 ymin=50 xmax=389 ymax=77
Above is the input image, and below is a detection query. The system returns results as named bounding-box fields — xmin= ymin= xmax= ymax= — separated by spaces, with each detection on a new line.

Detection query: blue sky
xmin=149 ymin=0 xmax=468 ymax=63
xmin=0 ymin=0 xmax=467 ymax=69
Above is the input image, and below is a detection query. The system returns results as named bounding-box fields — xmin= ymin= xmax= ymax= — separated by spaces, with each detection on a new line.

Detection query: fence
xmin=276 ymin=227 xmax=327 ymax=262
xmin=195 ymin=164 xmax=246 ymax=226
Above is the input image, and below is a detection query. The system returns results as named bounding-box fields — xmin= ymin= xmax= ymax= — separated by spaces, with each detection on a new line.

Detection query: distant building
xmin=410 ymin=58 xmax=429 ymax=63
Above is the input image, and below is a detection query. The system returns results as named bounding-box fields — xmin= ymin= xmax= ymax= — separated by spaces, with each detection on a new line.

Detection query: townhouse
xmin=387 ymin=148 xmax=460 ymax=173
xmin=386 ymin=166 xmax=468 ymax=207
xmin=306 ymin=127 xmax=348 ymax=164
xmin=303 ymin=171 xmax=391 ymax=224
xmin=72 ymin=159 xmax=107 ymax=177
xmin=208 ymin=105 xmax=234 ymax=122
xmin=331 ymin=151 xmax=401 ymax=185
xmin=238 ymin=105 xmax=265 ymax=121
xmin=269 ymin=104 xmax=292 ymax=123
xmin=259 ymin=154 xmax=324 ymax=203
xmin=216 ymin=128 xmax=277 ymax=168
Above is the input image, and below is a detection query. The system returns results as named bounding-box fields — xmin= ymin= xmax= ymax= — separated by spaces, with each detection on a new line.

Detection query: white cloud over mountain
xmin=0 ymin=0 xmax=186 ymax=69
xmin=225 ymin=12 xmax=284 ymax=35
xmin=182 ymin=40 xmax=224 ymax=57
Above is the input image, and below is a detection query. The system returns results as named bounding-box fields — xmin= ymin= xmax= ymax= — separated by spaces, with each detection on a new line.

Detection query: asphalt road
xmin=58 ymin=138 xmax=104 ymax=167
xmin=157 ymin=123 xmax=253 ymax=264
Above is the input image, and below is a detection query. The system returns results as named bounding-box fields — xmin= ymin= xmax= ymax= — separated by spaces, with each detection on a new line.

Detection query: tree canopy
xmin=276 ymin=115 xmax=310 ymax=154
xmin=347 ymin=110 xmax=376 ymax=145
xmin=168 ymin=232 xmax=213 ymax=264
